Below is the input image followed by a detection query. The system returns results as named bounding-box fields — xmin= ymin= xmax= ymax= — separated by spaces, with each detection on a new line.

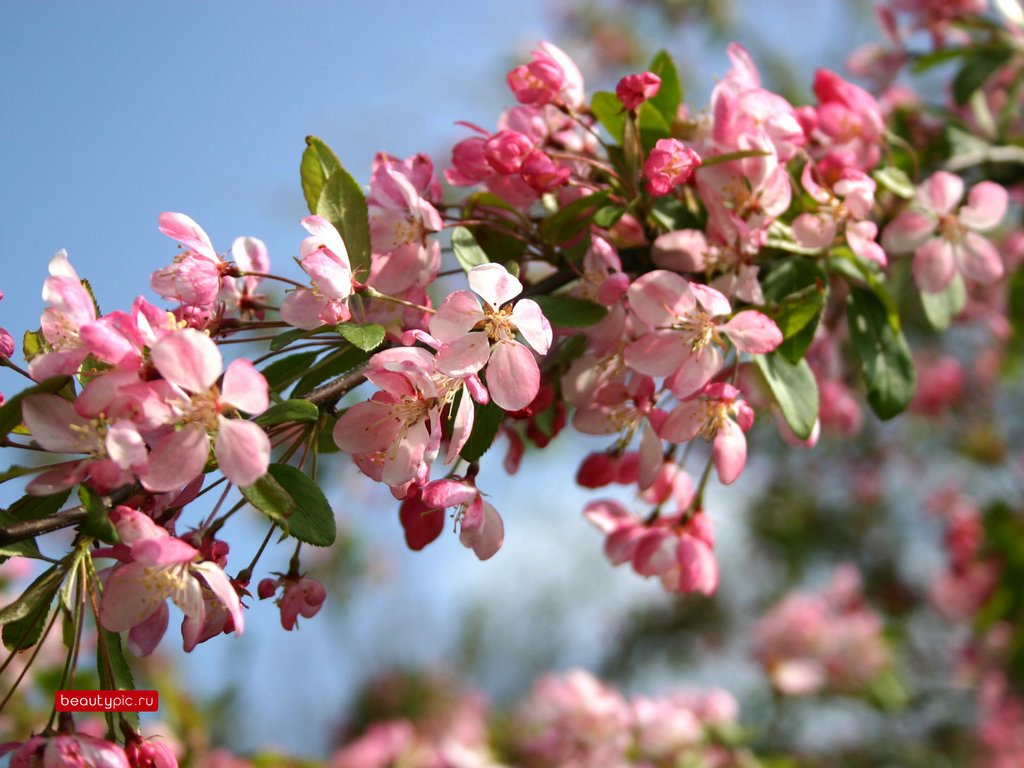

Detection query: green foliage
xmin=451 ymin=226 xmax=491 ymax=272
xmin=590 ymin=91 xmax=625 ymax=143
xmin=755 ymin=353 xmax=819 ymax=441
xmin=256 ymin=399 xmax=320 ymax=426
xmin=760 ymin=260 xmax=827 ymax=363
xmin=336 ymin=322 xmax=387 ymax=352
xmin=266 ymin=464 xmax=337 ymax=547
xmin=459 ymin=398 xmax=505 ymax=463
xmin=646 ymin=50 xmax=683 ymax=123
xmin=300 ymin=135 xmax=342 ymax=213
xmin=0 ymin=564 xmax=62 ymax=650
xmin=531 ymin=295 xmax=608 ymax=328
xmin=0 ymin=376 xmax=73 ymax=440
xmin=316 ymin=166 xmax=372 ymax=280
xmin=79 ymin=485 xmax=119 ymax=544
xmin=847 ymin=286 xmax=917 ymax=420
xmin=920 ymin=273 xmax=966 ymax=331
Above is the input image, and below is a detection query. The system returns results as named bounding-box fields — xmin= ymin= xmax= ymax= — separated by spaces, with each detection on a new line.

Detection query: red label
xmin=55 ymin=690 xmax=159 ymax=712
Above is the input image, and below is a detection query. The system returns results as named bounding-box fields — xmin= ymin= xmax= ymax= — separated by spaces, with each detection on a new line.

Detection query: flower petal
xmin=959 ymin=181 xmax=1008 ymax=231
xmin=511 ymin=299 xmax=552 ymax=353
xmin=913 ymin=238 xmax=956 ymax=293
xmin=221 ymin=358 xmax=269 ymax=415
xmin=151 ymin=329 xmax=222 ymax=393
xmin=486 ymin=341 xmax=540 ymax=411
xmin=435 ymin=332 xmax=491 ymax=376
xmin=958 ymin=231 xmax=1005 ymax=285
xmin=720 ymin=311 xmax=783 ymax=354
xmin=918 ymin=171 xmax=964 ymax=215
xmin=158 ymin=212 xmax=218 ymax=262
xmin=467 ymin=263 xmax=523 ymax=309
xmin=141 ymin=424 xmax=210 ymax=493
xmin=215 ymin=417 xmax=270 ymax=487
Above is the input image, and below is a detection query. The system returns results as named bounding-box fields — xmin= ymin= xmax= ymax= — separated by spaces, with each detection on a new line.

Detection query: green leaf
xmin=256 ymin=399 xmax=320 ymax=426
xmin=637 ymin=102 xmax=670 ymax=154
xmin=591 ymin=91 xmax=626 ymax=143
xmin=5 ymin=487 xmax=73 ymax=523
xmin=0 ymin=510 xmax=42 ymax=560
xmin=23 ymin=329 xmax=45 ymax=362
xmin=920 ymin=273 xmax=967 ymax=330
xmin=592 ymin=205 xmax=625 ymax=228
xmin=539 ymin=191 xmax=610 ymax=245
xmin=531 ymin=296 xmax=608 ymax=328
xmin=98 ymin=628 xmax=139 ymax=727
xmin=292 ymin=345 xmax=372 ymax=396
xmin=336 ymin=322 xmax=386 ymax=352
xmin=847 ymin=287 xmax=917 ymax=420
xmin=300 ymin=136 xmax=342 ymax=214
xmin=260 ymin=351 xmax=321 ymax=390
xmin=760 ymin=260 xmax=828 ymax=363
xmin=316 ymin=166 xmax=372 ymax=280
xmin=240 ymin=471 xmax=297 ymax=532
xmin=0 ymin=376 xmax=73 ymax=440
xmin=1009 ymin=264 xmax=1024 ymax=341
xmin=754 ymin=353 xmax=819 ymax=441
xmin=872 ymin=166 xmax=916 ymax=199
xmin=647 ymin=50 xmax=683 ymax=122
xmin=698 ymin=148 xmax=771 ymax=168
xmin=460 ymin=398 xmax=505 ymax=463
xmin=78 ymin=485 xmax=119 ymax=545
xmin=910 ymin=45 xmax=971 ymax=74
xmin=0 ymin=565 xmax=61 ymax=630
xmin=266 ymin=464 xmax=336 ymax=546
xmin=953 ymin=48 xmax=1013 ymax=105
xmin=451 ymin=226 xmax=491 ymax=272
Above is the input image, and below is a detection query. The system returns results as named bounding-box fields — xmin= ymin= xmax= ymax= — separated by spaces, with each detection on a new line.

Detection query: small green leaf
xmin=460 ymin=398 xmax=505 ymax=463
xmin=78 ymin=485 xmax=119 ymax=545
xmin=953 ymin=48 xmax=1013 ymax=105
xmin=336 ymin=322 xmax=386 ymax=352
xmin=240 ymin=471 xmax=297 ymax=532
xmin=637 ymin=101 xmax=671 ymax=154
xmin=260 ymin=351 xmax=321 ymax=390
xmin=591 ymin=91 xmax=626 ymax=143
xmin=754 ymin=353 xmax=819 ymax=441
xmin=0 ymin=376 xmax=73 ymax=440
xmin=292 ymin=345 xmax=372 ymax=396
xmin=647 ymin=50 xmax=683 ymax=122
xmin=266 ymin=464 xmax=336 ymax=546
xmin=761 ymin=260 xmax=828 ymax=363
xmin=300 ymin=136 xmax=342 ymax=214
xmin=872 ymin=166 xmax=916 ymax=199
xmin=23 ymin=329 xmax=45 ymax=362
xmin=451 ymin=226 xmax=491 ymax=272
xmin=539 ymin=191 xmax=610 ymax=245
xmin=698 ymin=149 xmax=771 ymax=168
xmin=98 ymin=628 xmax=139 ymax=726
xmin=592 ymin=205 xmax=625 ymax=228
xmin=0 ymin=510 xmax=42 ymax=560
xmin=847 ymin=287 xmax=916 ymax=420
xmin=920 ymin=273 xmax=967 ymax=330
xmin=317 ymin=166 xmax=372 ymax=280
xmin=531 ymin=296 xmax=608 ymax=328
xmin=5 ymin=487 xmax=73 ymax=523
xmin=256 ymin=399 xmax=320 ymax=426
xmin=0 ymin=465 xmax=48 ymax=484
xmin=0 ymin=563 xmax=62 ymax=628
xmin=269 ymin=327 xmax=312 ymax=352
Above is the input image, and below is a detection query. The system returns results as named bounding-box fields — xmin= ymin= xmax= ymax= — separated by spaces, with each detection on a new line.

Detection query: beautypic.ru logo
xmin=55 ymin=690 xmax=159 ymax=712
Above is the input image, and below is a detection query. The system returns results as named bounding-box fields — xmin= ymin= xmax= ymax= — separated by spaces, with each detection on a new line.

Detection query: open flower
xmin=429 ymin=263 xmax=552 ymax=411
xmin=99 ymin=507 xmax=244 ymax=655
xmin=421 ymin=478 xmax=504 ymax=560
xmin=883 ymin=171 xmax=1007 ymax=292
xmin=141 ymin=328 xmax=270 ymax=491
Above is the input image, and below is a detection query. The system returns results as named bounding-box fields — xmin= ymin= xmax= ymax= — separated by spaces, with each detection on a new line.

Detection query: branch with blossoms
xmin=3 ymin=1 xmax=1024 ymax=760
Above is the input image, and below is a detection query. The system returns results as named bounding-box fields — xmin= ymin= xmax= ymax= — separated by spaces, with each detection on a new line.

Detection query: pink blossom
xmin=98 ymin=508 xmax=244 ymax=654
xmin=1 ymin=734 xmax=129 ymax=768
xmin=421 ymin=478 xmax=504 ymax=560
xmin=883 ymin=171 xmax=1007 ymax=293
xmin=507 ymin=41 xmax=584 ymax=109
xmin=429 ymin=263 xmax=552 ymax=412
xmin=616 ymin=71 xmax=661 ymax=110
xmin=150 ymin=212 xmax=226 ymax=308
xmin=124 ymin=734 xmax=179 ymax=768
xmin=659 ymin=383 xmax=754 ymax=485
xmin=141 ymin=328 xmax=270 ymax=490
xmin=29 ymin=250 xmax=97 ymax=381
xmin=792 ymin=165 xmax=886 ymax=266
xmin=520 ymin=150 xmax=571 ymax=192
xmin=806 ymin=69 xmax=885 ymax=177
xmin=643 ymin=139 xmax=701 ymax=196
xmin=625 ymin=270 xmax=782 ymax=398
xmin=259 ymin=574 xmax=327 ymax=630
xmin=282 ymin=215 xmax=354 ymax=330
xmin=219 ymin=236 xmax=270 ymax=319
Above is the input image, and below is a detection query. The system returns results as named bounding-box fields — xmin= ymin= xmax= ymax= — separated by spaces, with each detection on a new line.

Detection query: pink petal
xmin=791 ymin=213 xmax=837 ymax=249
xmin=99 ymin=562 xmax=166 ymax=632
xmin=25 ymin=461 xmax=88 ymax=496
xmin=435 ymin=332 xmax=491 ymax=376
xmin=158 ymin=212 xmax=218 ymax=262
xmin=652 ymin=229 xmax=708 ymax=272
xmin=301 ymin=215 xmax=349 ymax=263
xmin=467 ymin=263 xmax=523 ymax=309
xmin=511 ymin=299 xmax=552 ymax=354
xmin=627 ymin=270 xmax=695 ymax=327
xmin=638 ymin=420 xmax=663 ymax=491
xmin=23 ymin=395 xmax=95 ymax=453
xmin=660 ymin=401 xmax=705 ymax=443
xmin=913 ymin=238 xmax=956 ymax=293
xmin=624 ymin=330 xmax=689 ymax=377
xmin=280 ymin=289 xmax=330 ymax=330
xmin=301 ymin=248 xmax=352 ymax=300
xmin=720 ymin=311 xmax=783 ymax=353
xmin=105 ymin=421 xmax=147 ymax=470
xmin=447 ymin=387 xmax=475 ymax=463
xmin=690 ymin=283 xmax=732 ymax=317
xmin=151 ymin=329 xmax=222 ymax=393
xmin=221 ymin=358 xmax=269 ymax=415
xmin=957 ymin=232 xmax=1004 ymax=285
xmin=332 ymin=399 xmax=402 ymax=455
xmin=959 ymin=181 xmax=1008 ymax=231
xmin=712 ymin=419 xmax=747 ymax=485
xmin=676 ymin=534 xmax=718 ymax=595
xmin=583 ymin=499 xmax=633 ymax=533
xmin=422 ymin=478 xmax=478 ymax=508
xmin=882 ymin=210 xmax=935 ymax=254
xmin=486 ymin=341 xmax=540 ymax=411
xmin=215 ymin=417 xmax=270 ymax=487
xmin=632 ymin=528 xmax=677 ymax=576
xmin=381 ymin=418 xmax=430 ymax=488
xmin=460 ymin=501 xmax=504 ymax=560
xmin=231 ymin=236 xmax=270 ymax=273
xmin=192 ymin=561 xmax=245 ymax=637
xmin=846 ymin=220 xmax=887 ymax=267
xmin=667 ymin=345 xmax=723 ymax=399
xmin=606 ymin=525 xmax=645 ymax=565
xmin=141 ymin=424 xmax=210 ymax=493
xmin=429 ymin=290 xmax=485 ymax=342
xmin=918 ymin=171 xmax=964 ymax=216
xmin=127 ymin=602 xmax=169 ymax=656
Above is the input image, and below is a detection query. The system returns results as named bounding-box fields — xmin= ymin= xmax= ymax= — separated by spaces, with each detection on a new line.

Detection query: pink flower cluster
xmin=752 ymin=565 xmax=891 ymax=696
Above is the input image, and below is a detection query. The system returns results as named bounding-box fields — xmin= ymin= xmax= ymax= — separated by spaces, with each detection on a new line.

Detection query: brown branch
xmin=0 ymin=484 xmax=138 ymax=548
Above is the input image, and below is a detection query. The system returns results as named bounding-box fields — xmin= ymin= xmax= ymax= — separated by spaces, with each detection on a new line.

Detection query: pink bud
xmin=616 ymin=71 xmax=662 ymax=110
xmin=257 ymin=578 xmax=277 ymax=600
